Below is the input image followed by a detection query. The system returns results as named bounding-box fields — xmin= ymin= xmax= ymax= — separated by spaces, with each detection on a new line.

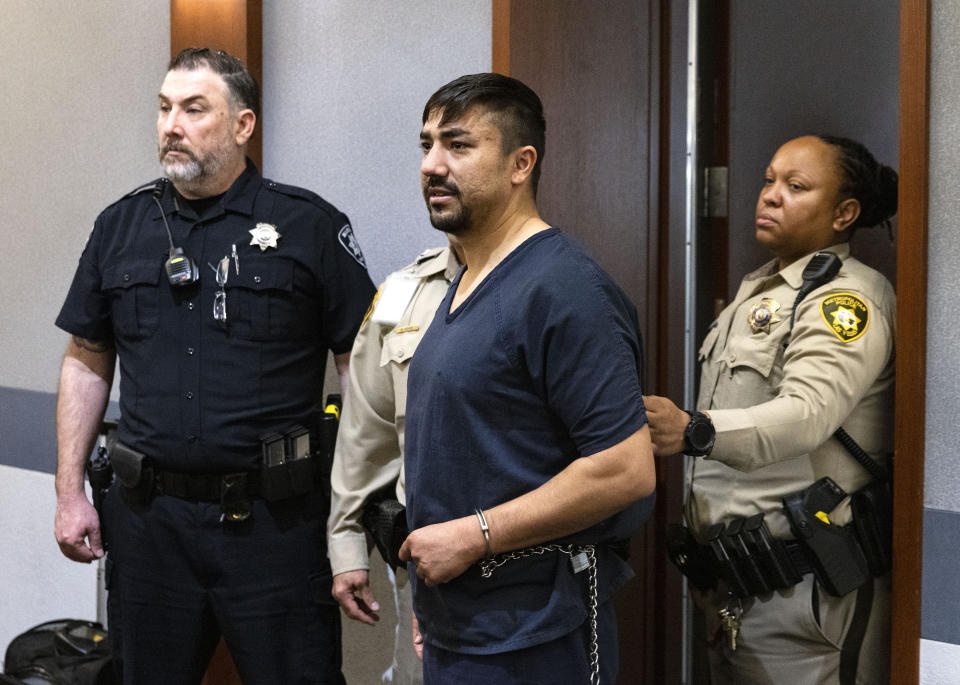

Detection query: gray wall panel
xmin=921 ymin=509 xmax=960 ymax=644
xmin=925 ymin=0 xmax=960 ymax=514
xmin=0 ymin=1 xmax=170 ymax=397
xmin=262 ymin=0 xmax=491 ymax=284
xmin=727 ymin=1 xmax=900 ymax=293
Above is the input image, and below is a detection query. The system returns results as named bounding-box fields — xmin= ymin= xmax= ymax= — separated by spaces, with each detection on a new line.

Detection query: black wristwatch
xmin=683 ymin=411 xmax=715 ymax=457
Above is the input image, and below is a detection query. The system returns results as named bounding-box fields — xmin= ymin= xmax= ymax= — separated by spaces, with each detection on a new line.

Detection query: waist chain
xmin=480 ymin=544 xmax=600 ymax=685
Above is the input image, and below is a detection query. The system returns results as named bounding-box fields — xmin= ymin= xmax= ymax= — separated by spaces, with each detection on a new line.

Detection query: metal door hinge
xmin=702 ymin=166 xmax=728 ymax=218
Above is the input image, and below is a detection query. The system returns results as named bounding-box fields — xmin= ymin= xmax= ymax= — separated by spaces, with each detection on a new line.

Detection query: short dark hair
xmin=168 ymin=47 xmax=260 ymax=121
xmin=423 ymin=73 xmax=546 ymax=197
xmin=816 ymin=135 xmax=898 ymax=232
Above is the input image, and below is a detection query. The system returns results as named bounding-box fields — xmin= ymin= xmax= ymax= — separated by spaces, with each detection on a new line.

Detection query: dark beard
xmin=424 ymin=176 xmax=471 ymax=235
xmin=428 ymin=204 xmax=472 ymax=235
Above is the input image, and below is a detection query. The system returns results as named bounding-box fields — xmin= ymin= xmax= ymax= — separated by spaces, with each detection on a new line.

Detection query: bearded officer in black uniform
xmin=53 ymin=48 xmax=374 ymax=684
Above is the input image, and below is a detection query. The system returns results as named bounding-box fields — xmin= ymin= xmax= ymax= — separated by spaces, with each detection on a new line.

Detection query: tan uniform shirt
xmin=688 ymin=244 xmax=895 ymax=539
xmin=328 ymin=247 xmax=459 ymax=576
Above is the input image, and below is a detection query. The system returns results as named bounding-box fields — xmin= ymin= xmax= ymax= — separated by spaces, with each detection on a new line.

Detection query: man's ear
xmin=833 ymin=197 xmax=861 ymax=232
xmin=510 ymin=145 xmax=538 ymax=187
xmin=235 ymin=109 xmax=256 ymax=146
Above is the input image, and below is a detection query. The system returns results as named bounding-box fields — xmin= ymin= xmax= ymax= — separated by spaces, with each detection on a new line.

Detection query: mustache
xmin=424 ymin=176 xmax=459 ymax=195
xmin=160 ymin=140 xmax=194 ymax=158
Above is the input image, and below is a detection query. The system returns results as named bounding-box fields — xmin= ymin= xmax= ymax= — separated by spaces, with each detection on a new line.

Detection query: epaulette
xmin=261 ymin=178 xmax=338 ymax=218
xmin=101 ymin=178 xmax=166 ymax=213
xmin=121 ymin=179 xmax=165 ymax=200
xmin=414 ymin=246 xmax=447 ymax=265
xmin=408 ymin=246 xmax=454 ymax=279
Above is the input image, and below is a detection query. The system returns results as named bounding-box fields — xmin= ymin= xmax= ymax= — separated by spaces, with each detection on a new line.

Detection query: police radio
xmin=786 ymin=251 xmax=842 ymax=336
xmin=152 ymin=180 xmax=199 ymax=287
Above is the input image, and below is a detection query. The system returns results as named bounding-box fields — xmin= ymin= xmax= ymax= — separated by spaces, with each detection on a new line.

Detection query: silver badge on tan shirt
xmin=249 ymin=222 xmax=281 ymax=251
xmin=748 ymin=298 xmax=781 ymax=333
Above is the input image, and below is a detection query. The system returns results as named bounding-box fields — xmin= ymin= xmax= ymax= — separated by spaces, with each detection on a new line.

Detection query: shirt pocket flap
xmin=103 ymin=260 xmax=161 ymax=289
xmin=228 ymin=259 xmax=294 ymax=292
xmin=380 ymin=328 xmax=422 ymax=367
xmin=726 ymin=328 xmax=788 ymax=378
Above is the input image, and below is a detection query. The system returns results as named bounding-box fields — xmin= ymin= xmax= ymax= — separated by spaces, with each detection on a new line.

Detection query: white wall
xmin=0 ymin=466 xmax=100 ymax=665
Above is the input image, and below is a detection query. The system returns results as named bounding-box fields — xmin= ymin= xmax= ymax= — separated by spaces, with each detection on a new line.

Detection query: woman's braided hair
xmin=816 ymin=135 xmax=898 ymax=234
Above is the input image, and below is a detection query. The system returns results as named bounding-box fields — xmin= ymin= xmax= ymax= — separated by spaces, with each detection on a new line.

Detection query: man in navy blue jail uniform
xmin=398 ymin=73 xmax=658 ymax=684
xmin=53 ymin=48 xmax=374 ymax=684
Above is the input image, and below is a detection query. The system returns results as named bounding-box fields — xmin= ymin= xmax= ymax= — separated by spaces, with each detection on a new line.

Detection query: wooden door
xmin=497 ymin=2 xmax=685 ymax=681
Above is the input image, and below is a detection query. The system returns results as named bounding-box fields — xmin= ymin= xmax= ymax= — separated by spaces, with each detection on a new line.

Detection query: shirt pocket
xmin=724 ymin=324 xmax=790 ymax=389
xmin=224 ymin=258 xmax=297 ymax=340
xmin=103 ymin=259 xmax=162 ymax=340
xmin=380 ymin=327 xmax=423 ymax=368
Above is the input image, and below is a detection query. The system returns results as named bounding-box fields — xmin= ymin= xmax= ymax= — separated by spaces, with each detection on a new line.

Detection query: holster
xmin=109 ymin=441 xmax=154 ymax=508
xmin=783 ymin=477 xmax=871 ymax=597
xmin=850 ymin=479 xmax=892 ymax=576
xmin=361 ymin=484 xmax=408 ymax=571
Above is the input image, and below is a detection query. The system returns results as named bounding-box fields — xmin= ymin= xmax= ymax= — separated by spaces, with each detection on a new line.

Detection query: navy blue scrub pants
xmin=422 ymin=599 xmax=618 ymax=684
xmin=103 ymin=486 xmax=344 ymax=685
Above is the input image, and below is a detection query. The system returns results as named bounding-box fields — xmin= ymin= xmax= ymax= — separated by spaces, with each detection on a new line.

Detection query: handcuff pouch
xmin=110 ymin=441 xmax=154 ymax=508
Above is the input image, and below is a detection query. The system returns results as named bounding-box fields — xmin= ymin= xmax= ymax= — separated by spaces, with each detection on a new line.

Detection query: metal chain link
xmin=480 ymin=544 xmax=600 ymax=685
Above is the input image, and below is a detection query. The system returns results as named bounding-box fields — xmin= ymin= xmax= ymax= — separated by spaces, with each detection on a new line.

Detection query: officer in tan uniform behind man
xmin=329 ymin=241 xmax=462 ymax=683
xmin=645 ymin=135 xmax=897 ymax=684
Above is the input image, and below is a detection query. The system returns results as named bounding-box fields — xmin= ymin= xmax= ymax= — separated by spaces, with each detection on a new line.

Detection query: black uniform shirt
xmin=56 ymin=161 xmax=376 ymax=472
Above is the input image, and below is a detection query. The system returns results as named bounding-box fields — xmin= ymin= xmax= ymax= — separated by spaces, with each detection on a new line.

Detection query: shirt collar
xmin=743 ymin=243 xmax=851 ymax=290
xmin=161 ymin=158 xmax=261 ymax=222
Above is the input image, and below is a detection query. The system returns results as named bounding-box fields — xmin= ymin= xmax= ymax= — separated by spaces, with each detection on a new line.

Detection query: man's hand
xmin=398 ymin=516 xmax=485 ymax=587
xmin=643 ymin=395 xmax=690 ymax=456
xmin=331 ymin=569 xmax=380 ymax=625
xmin=54 ymin=492 xmax=103 ymax=563
xmin=412 ymin=611 xmax=423 ymax=660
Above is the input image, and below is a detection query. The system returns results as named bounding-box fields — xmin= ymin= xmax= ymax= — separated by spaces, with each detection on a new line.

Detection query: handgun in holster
xmin=86 ymin=420 xmax=117 ymax=546
xmin=362 ymin=484 xmax=409 ymax=571
xmin=783 ymin=477 xmax=871 ymax=596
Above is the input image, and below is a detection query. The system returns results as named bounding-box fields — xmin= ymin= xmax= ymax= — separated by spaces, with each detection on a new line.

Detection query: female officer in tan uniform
xmin=645 ymin=135 xmax=897 ymax=684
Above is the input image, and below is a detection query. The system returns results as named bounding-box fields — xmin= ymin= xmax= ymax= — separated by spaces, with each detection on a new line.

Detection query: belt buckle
xmin=220 ymin=473 xmax=252 ymax=523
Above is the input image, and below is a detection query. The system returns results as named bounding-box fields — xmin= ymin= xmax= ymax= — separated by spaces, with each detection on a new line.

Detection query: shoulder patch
xmin=338 ymin=224 xmax=367 ymax=268
xmin=360 ymin=284 xmax=382 ymax=328
xmin=820 ymin=293 xmax=869 ymax=342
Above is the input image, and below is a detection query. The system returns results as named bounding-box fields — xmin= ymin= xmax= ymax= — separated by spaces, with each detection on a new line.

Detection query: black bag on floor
xmin=3 ymin=619 xmax=116 ymax=685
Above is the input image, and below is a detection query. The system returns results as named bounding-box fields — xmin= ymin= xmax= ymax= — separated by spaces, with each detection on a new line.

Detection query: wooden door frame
xmin=496 ymin=0 xmax=931 ymax=681
xmin=891 ymin=0 xmax=930 ymax=682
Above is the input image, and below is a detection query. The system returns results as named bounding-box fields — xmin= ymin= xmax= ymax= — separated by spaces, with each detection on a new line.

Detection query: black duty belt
xmin=667 ymin=513 xmax=814 ymax=599
xmin=153 ymin=469 xmax=261 ymax=501
xmin=667 ymin=478 xmax=891 ymax=599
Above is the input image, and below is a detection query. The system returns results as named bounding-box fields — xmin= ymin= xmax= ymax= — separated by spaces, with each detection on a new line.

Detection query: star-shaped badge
xmin=831 ymin=306 xmax=861 ymax=334
xmin=249 ymin=223 xmax=281 ymax=252
xmin=748 ymin=298 xmax=781 ymax=334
